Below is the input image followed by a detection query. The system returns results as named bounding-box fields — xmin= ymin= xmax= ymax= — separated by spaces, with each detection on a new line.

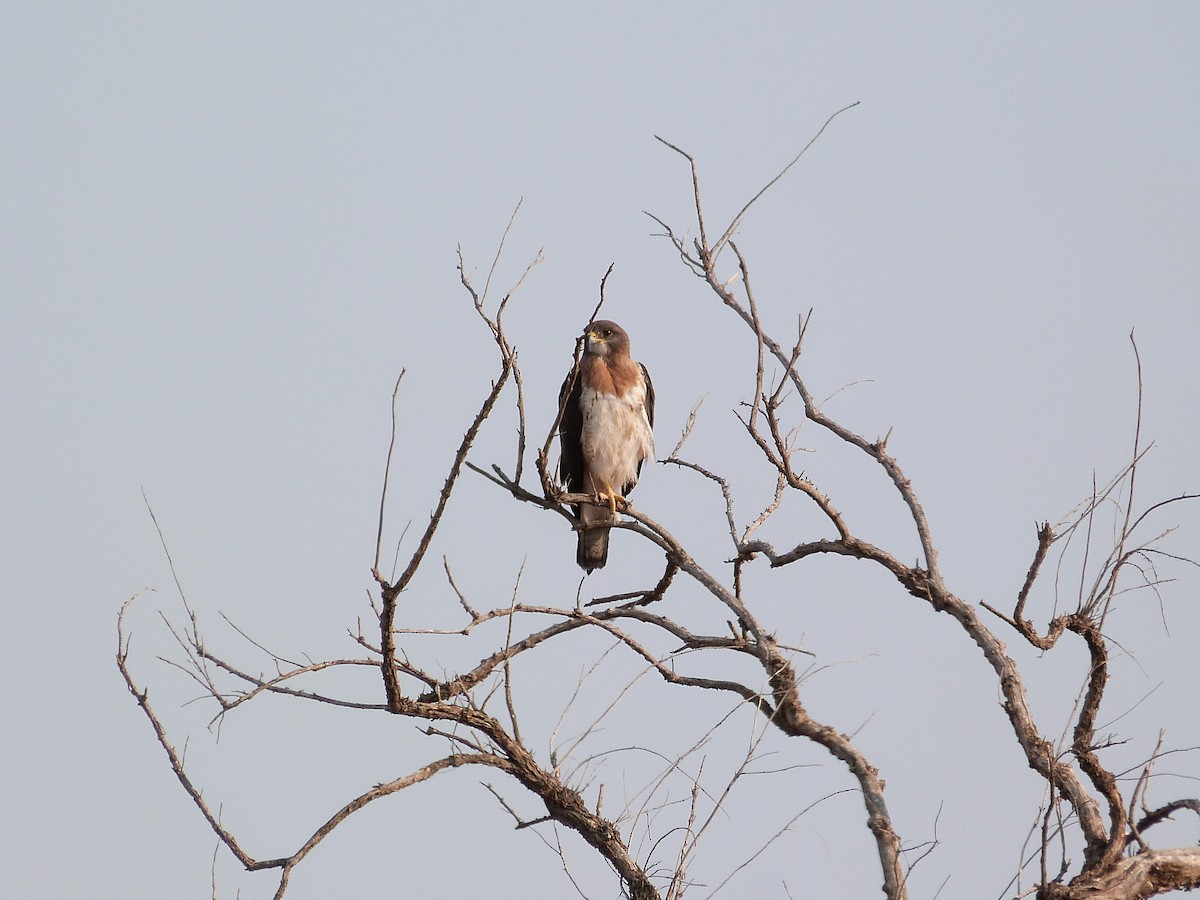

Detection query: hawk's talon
xmin=593 ymin=484 xmax=628 ymax=516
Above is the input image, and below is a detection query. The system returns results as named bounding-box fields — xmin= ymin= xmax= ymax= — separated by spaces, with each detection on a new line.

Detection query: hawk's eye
xmin=603 ymin=328 xmax=612 ymax=337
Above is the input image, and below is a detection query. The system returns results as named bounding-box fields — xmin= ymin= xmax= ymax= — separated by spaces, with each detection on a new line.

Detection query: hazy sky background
xmin=4 ymin=4 xmax=1199 ymax=898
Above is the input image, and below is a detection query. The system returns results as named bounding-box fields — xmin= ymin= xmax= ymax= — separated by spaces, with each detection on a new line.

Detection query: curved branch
xmin=393 ymin=698 xmax=662 ymax=900
xmin=270 ymin=753 xmax=502 ymax=900
xmin=1039 ymin=846 xmax=1200 ymax=899
xmin=1131 ymin=799 xmax=1200 ymax=841
xmin=613 ymin=506 xmax=909 ymax=899
xmin=118 ymin=598 xmax=277 ymax=871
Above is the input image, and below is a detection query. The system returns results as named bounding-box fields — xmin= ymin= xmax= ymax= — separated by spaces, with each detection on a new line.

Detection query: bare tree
xmin=119 ymin=116 xmax=1200 ymax=900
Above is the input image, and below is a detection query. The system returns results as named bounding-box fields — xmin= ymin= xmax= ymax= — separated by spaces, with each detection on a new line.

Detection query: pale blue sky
xmin=3 ymin=4 xmax=1199 ymax=898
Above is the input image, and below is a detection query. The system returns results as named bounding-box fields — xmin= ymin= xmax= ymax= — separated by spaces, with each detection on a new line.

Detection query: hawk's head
xmin=583 ymin=320 xmax=630 ymax=359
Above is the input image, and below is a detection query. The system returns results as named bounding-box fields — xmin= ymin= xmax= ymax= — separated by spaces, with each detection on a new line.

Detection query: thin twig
xmin=373 ymin=370 xmax=407 ymax=574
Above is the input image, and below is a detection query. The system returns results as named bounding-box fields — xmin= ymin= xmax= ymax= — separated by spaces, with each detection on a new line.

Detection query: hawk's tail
xmin=577 ymin=526 xmax=610 ymax=572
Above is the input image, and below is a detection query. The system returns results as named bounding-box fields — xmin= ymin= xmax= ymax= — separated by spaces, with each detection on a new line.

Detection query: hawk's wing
xmin=636 ymin=361 xmax=654 ymax=478
xmin=558 ymin=366 xmax=585 ymax=495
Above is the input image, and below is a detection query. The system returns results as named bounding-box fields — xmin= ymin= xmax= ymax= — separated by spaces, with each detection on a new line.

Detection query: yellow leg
xmin=599 ymin=482 xmax=625 ymax=515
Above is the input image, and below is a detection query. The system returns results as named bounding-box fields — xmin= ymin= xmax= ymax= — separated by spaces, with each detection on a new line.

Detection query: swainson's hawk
xmin=558 ymin=320 xmax=655 ymax=571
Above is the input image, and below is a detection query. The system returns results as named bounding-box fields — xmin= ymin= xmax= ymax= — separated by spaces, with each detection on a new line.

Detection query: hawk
xmin=558 ymin=320 xmax=655 ymax=572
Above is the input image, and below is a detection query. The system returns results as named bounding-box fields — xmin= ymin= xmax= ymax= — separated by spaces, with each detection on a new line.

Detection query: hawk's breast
xmin=580 ymin=381 xmax=654 ymax=494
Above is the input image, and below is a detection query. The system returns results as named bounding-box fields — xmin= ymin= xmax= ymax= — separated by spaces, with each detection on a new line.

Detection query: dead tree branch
xmin=123 ymin=127 xmax=1199 ymax=900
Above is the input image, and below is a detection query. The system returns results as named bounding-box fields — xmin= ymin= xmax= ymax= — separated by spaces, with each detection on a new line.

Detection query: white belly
xmin=580 ymin=384 xmax=654 ymax=494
